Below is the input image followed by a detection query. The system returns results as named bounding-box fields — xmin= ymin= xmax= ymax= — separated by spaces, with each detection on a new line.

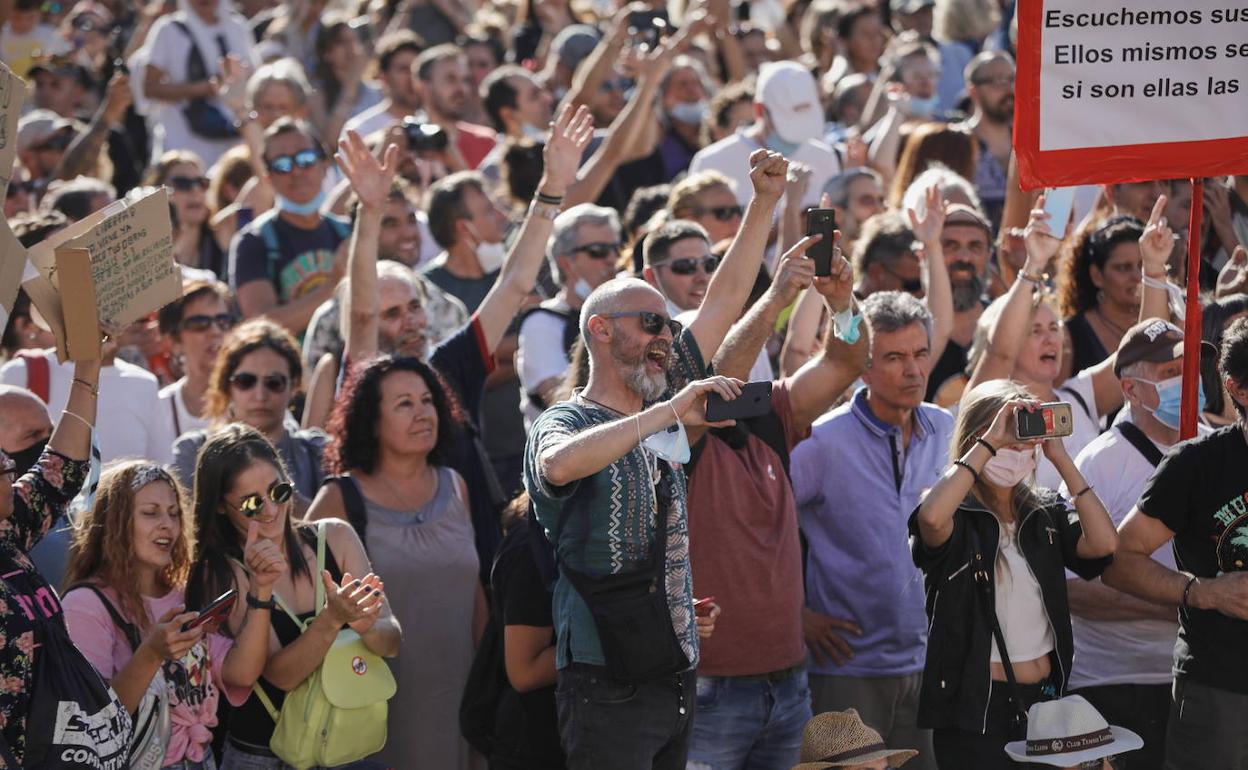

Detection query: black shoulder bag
xmin=559 ymin=461 xmax=690 ymax=683
xmin=171 ymin=20 xmax=239 ymax=140
xmin=969 ymin=525 xmax=1030 ymax=741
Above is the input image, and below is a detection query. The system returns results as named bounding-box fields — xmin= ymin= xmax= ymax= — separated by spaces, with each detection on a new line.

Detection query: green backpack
xmin=252 ymin=523 xmax=397 ymax=769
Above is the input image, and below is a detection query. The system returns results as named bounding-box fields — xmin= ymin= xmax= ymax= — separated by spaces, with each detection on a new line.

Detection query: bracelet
xmin=1019 ymin=270 xmax=1045 ymax=285
xmin=61 ymin=410 xmax=93 ymax=430
xmin=953 ymin=460 xmax=980 ymax=482
xmin=535 ymin=190 xmax=565 ymax=205
xmin=71 ymin=378 xmax=98 ymax=396
xmin=1142 ymin=273 xmax=1171 ymax=290
xmin=975 ymin=437 xmax=998 ymax=456
xmin=1180 ymin=575 xmax=1197 ymax=609
xmin=246 ymin=593 xmax=277 ymax=611
xmin=530 ymin=201 xmax=561 ymax=221
xmin=1074 ymin=485 xmax=1094 ymax=499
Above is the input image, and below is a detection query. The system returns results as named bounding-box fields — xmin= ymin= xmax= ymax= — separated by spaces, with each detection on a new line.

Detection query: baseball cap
xmin=553 ymin=25 xmax=601 ymax=71
xmin=27 ymin=54 xmax=93 ymax=89
xmin=16 ymin=109 xmax=82 ymax=153
xmin=891 ymin=0 xmax=935 ymax=14
xmin=944 ymin=204 xmax=992 ymax=234
xmin=1114 ymin=319 xmax=1184 ymax=376
xmin=756 ymin=61 xmax=824 ymax=145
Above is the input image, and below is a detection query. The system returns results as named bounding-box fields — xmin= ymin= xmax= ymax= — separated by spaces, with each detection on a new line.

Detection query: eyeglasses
xmin=688 ymin=205 xmax=743 ymax=222
xmin=167 ymin=175 xmax=210 ymax=192
xmin=882 ymin=262 xmax=923 ymax=294
xmin=232 ymin=479 xmax=294 ymax=517
xmin=229 ymin=372 xmax=290 ymax=393
xmin=653 ymin=255 xmax=719 ymax=276
xmin=181 ymin=313 xmax=235 ymax=333
xmin=265 ymin=148 xmax=324 ymax=175
xmin=603 ymin=311 xmax=682 ymax=337
xmin=574 ymin=242 xmax=621 ymax=260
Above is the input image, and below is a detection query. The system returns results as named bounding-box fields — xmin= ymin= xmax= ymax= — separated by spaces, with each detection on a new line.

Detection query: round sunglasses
xmin=229 ymin=372 xmax=290 ymax=393
xmin=233 ymin=479 xmax=294 ymax=518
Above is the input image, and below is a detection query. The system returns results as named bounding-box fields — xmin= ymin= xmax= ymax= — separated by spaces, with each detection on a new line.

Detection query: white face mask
xmin=573 ymin=277 xmax=592 ymax=300
xmin=982 ymin=446 xmax=1038 ymax=487
xmin=468 ymin=223 xmax=505 ymax=272
xmin=642 ymin=420 xmax=691 ymax=465
xmin=521 ymin=122 xmax=547 ymax=140
xmin=668 ymin=99 xmax=708 ymax=125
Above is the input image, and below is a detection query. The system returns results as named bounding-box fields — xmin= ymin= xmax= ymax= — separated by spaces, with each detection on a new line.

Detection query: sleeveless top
xmin=348 ymin=466 xmax=481 ymax=770
xmin=1066 ymin=313 xmax=1111 ymax=377
xmin=226 ymin=527 xmax=344 ymax=751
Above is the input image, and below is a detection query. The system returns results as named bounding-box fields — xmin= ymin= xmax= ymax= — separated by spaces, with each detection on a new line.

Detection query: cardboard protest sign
xmin=23 ymin=188 xmax=182 ymax=361
xmin=1015 ymin=0 xmax=1248 ymax=189
xmin=0 ymin=61 xmax=23 ymax=194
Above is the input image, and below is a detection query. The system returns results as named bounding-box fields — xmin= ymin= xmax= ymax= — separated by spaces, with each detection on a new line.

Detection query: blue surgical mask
xmin=669 ymin=99 xmax=708 ymax=126
xmin=276 ymin=188 xmax=327 ymax=217
xmin=573 ymin=277 xmax=592 ymax=300
xmin=765 ymin=132 xmax=803 ymax=158
xmin=521 ymin=122 xmax=546 ymax=140
xmin=1136 ymin=374 xmax=1206 ymax=430
xmin=908 ymin=95 xmax=940 ymax=117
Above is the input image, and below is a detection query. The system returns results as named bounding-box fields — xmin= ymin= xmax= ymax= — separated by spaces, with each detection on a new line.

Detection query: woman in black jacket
xmin=909 ymin=379 xmax=1119 ymax=769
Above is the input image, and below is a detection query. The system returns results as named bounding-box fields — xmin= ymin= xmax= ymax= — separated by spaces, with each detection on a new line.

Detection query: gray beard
xmin=952 ymin=276 xmax=985 ymax=313
xmin=624 ymin=361 xmax=667 ymax=401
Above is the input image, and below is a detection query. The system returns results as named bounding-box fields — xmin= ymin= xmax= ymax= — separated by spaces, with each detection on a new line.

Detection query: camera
xmin=403 ymin=119 xmax=449 ymax=153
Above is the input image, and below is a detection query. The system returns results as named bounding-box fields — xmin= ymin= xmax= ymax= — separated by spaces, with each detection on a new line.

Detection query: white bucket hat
xmin=1004 ymin=696 xmax=1143 ymax=767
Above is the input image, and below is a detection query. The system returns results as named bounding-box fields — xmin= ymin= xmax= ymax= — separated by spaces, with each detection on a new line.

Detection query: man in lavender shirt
xmin=791 ymin=291 xmax=952 ymax=770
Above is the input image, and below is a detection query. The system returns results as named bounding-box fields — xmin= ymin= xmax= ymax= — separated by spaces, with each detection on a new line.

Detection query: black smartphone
xmin=182 ymin=589 xmax=238 ymax=632
xmin=628 ymin=10 xmax=668 ymax=47
xmin=705 ymin=381 xmax=773 ymax=422
xmin=1015 ymin=402 xmax=1074 ymax=440
xmin=402 ymin=118 xmax=449 ymax=153
xmin=805 ymin=208 xmax=837 ymax=276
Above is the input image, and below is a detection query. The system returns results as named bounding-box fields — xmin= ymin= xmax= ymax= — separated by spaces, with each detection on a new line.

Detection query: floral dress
xmin=0 ymin=449 xmax=88 ymax=764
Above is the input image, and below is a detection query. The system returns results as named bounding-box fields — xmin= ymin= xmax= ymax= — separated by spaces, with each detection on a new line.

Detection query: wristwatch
xmin=246 ymin=593 xmax=277 ymax=610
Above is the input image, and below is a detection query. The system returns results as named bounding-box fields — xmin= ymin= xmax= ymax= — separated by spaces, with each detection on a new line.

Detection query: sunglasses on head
xmin=574 ymin=242 xmax=621 ymax=260
xmin=266 ymin=147 xmax=324 ymax=175
xmin=691 ymin=205 xmax=743 ymax=222
xmin=236 ymin=479 xmax=294 ymax=517
xmin=167 ymin=175 xmax=210 ymax=192
xmin=181 ymin=313 xmax=235 ymax=333
xmin=229 ymin=372 xmax=290 ymax=393
xmin=654 ymin=255 xmax=719 ymax=276
xmin=604 ymin=311 xmax=682 ymax=337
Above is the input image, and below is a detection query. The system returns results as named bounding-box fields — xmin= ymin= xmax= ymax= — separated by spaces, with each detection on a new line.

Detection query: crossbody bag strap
xmin=69 ymin=584 xmax=142 ymax=651
xmin=968 ymin=525 xmax=1029 ymax=723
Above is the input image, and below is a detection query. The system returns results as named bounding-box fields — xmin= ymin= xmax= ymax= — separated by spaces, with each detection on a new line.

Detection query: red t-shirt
xmin=686 ymin=381 xmax=809 ymax=677
xmin=456 ymin=122 xmax=498 ymax=170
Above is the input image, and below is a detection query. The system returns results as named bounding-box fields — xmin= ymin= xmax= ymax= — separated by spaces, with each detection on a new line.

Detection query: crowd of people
xmin=3 ymin=0 xmax=1248 ymax=768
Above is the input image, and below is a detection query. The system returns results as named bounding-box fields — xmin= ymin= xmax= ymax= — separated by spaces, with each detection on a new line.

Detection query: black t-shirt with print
xmin=1137 ymin=423 xmax=1248 ymax=693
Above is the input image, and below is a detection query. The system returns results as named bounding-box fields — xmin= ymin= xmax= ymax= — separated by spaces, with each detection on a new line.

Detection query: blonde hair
xmin=667 ymin=171 xmax=736 ymax=216
xmin=952 ymin=379 xmax=1044 ymax=514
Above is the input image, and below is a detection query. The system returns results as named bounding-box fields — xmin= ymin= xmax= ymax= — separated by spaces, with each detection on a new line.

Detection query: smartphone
xmin=705 ymin=381 xmax=773 ymax=422
xmin=805 ymin=208 xmax=837 ymax=276
xmin=628 ymin=10 xmax=668 ymax=47
xmin=182 ymin=589 xmax=239 ymax=632
xmin=694 ymin=597 xmax=716 ymax=615
xmin=1042 ymin=187 xmax=1077 ymax=235
xmin=1015 ymin=402 xmax=1074 ymax=440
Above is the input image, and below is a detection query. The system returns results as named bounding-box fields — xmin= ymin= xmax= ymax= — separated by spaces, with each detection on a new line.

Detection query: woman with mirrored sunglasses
xmin=146 ymin=150 xmax=226 ymax=278
xmin=157 ymin=279 xmax=236 ymax=443
xmin=187 ymin=425 xmax=399 ymax=769
xmin=172 ymin=320 xmax=328 ymax=511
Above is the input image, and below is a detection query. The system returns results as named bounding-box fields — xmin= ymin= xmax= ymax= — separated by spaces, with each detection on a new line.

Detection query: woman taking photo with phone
xmin=187 ymin=424 xmax=400 ymax=768
xmin=61 ymin=461 xmax=282 ymax=769
xmin=909 ymin=379 xmax=1119 ymax=769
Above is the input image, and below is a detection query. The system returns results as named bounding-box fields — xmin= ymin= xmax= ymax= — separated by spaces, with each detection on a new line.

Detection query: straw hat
xmin=793 ymin=709 xmax=919 ymax=769
xmin=1004 ymin=696 xmax=1142 ymax=767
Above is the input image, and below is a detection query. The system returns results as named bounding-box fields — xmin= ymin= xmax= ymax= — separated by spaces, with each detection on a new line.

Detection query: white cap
xmin=756 ymin=61 xmax=823 ymax=145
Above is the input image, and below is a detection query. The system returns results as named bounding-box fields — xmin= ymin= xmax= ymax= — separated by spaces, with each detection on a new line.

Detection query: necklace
xmin=577 ymin=393 xmax=632 ymax=415
xmin=1094 ymin=307 xmax=1129 ymax=338
xmin=374 ymin=466 xmax=432 ymax=512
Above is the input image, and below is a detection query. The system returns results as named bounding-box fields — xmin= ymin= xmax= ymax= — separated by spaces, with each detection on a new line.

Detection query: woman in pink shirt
xmin=61 ymin=461 xmax=285 ymax=769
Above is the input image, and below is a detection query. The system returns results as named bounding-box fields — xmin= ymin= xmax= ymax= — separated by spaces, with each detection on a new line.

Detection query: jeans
xmin=1071 ymin=683 xmax=1169 ymax=770
xmin=932 ymin=679 xmax=1051 ymax=770
xmin=164 ymin=754 xmax=218 ymax=770
xmin=809 ymin=672 xmax=935 ymax=770
xmin=555 ymin=664 xmax=696 ymax=770
xmin=219 ymin=742 xmax=391 ymax=770
xmin=686 ymin=667 xmax=811 ymax=770
xmin=1164 ymin=677 xmax=1248 ymax=770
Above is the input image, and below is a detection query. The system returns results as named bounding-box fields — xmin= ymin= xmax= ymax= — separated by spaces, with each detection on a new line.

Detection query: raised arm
xmin=687 ymin=150 xmax=788 ymax=366
xmin=335 ymin=130 xmax=401 ymax=362
xmin=53 ymin=73 xmax=131 ymax=182
xmin=561 ymin=4 xmax=634 ymax=114
xmin=780 ymin=287 xmax=826 ymax=376
xmin=1138 ymin=195 xmax=1174 ymax=324
xmin=966 ymin=198 xmax=1059 ymax=392
xmin=908 ymin=185 xmax=953 ymax=364
xmin=474 ymin=105 xmax=594 ymax=350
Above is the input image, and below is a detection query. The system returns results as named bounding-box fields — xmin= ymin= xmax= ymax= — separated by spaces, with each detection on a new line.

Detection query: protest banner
xmin=1015 ymin=0 xmax=1248 ymax=438
xmin=0 ymin=62 xmax=28 ymax=334
xmin=23 ymin=188 xmax=182 ymax=361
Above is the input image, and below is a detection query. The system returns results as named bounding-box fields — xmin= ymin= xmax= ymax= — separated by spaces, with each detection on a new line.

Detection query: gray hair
xmin=246 ymin=58 xmax=311 ymax=110
xmin=659 ymin=55 xmax=714 ymax=99
xmin=862 ymin=290 xmax=933 ymax=350
xmin=547 ymin=203 xmax=621 ymax=286
xmin=579 ymin=277 xmax=659 ymax=344
xmin=901 ymin=164 xmax=982 ymax=218
xmin=822 ymin=167 xmax=883 ymax=209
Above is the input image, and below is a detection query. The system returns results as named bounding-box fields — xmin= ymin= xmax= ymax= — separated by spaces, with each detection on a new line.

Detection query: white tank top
xmin=990 ymin=522 xmax=1055 ymax=664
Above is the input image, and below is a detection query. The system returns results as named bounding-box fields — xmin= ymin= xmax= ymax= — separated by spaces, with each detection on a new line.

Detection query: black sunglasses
xmin=656 ymin=255 xmax=719 ymax=276
xmin=266 ymin=147 xmax=324 ymax=175
xmin=229 ymin=372 xmax=290 ymax=393
xmin=691 ymin=205 xmax=743 ymax=222
xmin=604 ymin=311 xmax=682 ymax=337
xmin=181 ymin=313 xmax=235 ymax=333
xmin=883 ymin=263 xmax=923 ymax=294
xmin=168 ymin=175 xmax=210 ymax=192
xmin=574 ymin=242 xmax=621 ymax=260
xmin=235 ymin=480 xmax=294 ymax=517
